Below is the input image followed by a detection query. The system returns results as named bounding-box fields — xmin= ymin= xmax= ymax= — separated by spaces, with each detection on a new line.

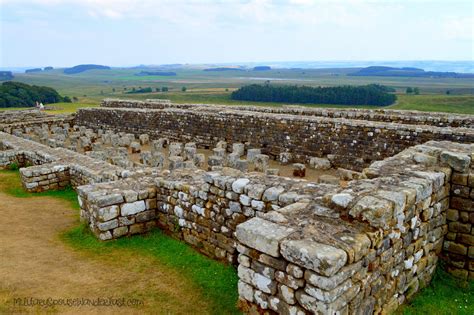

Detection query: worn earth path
xmin=0 ymin=172 xmax=209 ymax=314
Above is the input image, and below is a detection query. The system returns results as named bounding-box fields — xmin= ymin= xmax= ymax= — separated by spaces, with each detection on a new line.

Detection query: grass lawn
xmin=391 ymin=94 xmax=474 ymax=115
xmin=45 ymin=102 xmax=100 ymax=114
xmin=0 ymin=102 xmax=99 ymax=115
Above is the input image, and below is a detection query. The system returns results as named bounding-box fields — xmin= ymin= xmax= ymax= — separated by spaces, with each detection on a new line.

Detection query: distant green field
xmin=1 ymin=93 xmax=473 ymax=115
xmin=390 ymin=94 xmax=474 ymax=114
xmin=2 ymin=67 xmax=473 ymax=115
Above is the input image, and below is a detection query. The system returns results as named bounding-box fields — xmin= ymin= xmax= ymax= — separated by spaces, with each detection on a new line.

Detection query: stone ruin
xmin=0 ymin=101 xmax=473 ymax=314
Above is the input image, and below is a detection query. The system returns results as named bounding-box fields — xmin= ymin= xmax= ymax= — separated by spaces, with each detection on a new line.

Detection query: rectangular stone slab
xmin=236 ymin=217 xmax=295 ymax=258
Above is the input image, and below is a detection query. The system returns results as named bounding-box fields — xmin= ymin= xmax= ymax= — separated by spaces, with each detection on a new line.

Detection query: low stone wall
xmin=235 ymin=141 xmax=459 ymax=314
xmin=0 ymin=150 xmax=18 ymax=167
xmin=75 ymin=140 xmax=472 ymax=313
xmin=0 ymin=131 xmax=123 ymax=190
xmin=20 ymin=163 xmax=70 ymax=192
xmin=0 ymin=110 xmax=74 ymax=133
xmin=76 ymin=106 xmax=474 ymax=171
xmin=77 ymin=167 xmax=334 ymax=263
xmin=102 ymin=98 xmax=474 ymax=128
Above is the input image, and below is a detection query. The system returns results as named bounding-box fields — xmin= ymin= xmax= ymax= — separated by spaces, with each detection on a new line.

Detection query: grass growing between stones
xmin=62 ymin=225 xmax=240 ymax=315
xmin=398 ymin=266 xmax=474 ymax=315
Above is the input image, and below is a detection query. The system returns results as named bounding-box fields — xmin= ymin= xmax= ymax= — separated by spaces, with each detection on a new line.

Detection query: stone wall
xmin=76 ymin=106 xmax=474 ymax=171
xmin=444 ymin=151 xmax=474 ymax=280
xmin=74 ymin=138 xmax=473 ymax=314
xmin=234 ymin=140 xmax=460 ymax=314
xmin=0 ymin=110 xmax=74 ymax=133
xmin=102 ymin=98 xmax=474 ymax=128
xmin=1 ymin=107 xmax=473 ymax=314
xmin=20 ymin=163 xmax=70 ymax=192
xmin=77 ymin=167 xmax=336 ymax=263
xmin=0 ymin=131 xmax=123 ymax=190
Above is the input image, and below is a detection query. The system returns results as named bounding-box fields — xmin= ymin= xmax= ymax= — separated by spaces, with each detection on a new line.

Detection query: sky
xmin=0 ymin=0 xmax=473 ymax=68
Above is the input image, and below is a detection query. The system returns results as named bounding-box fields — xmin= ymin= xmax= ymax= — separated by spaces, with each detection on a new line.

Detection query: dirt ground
xmin=0 ymin=173 xmax=210 ymax=314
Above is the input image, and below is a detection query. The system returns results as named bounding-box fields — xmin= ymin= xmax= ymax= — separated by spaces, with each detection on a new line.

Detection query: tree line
xmin=0 ymin=81 xmax=71 ymax=108
xmin=231 ymin=84 xmax=397 ymax=106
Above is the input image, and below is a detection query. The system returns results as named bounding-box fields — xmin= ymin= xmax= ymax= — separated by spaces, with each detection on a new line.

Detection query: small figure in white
xmin=39 ymin=102 xmax=45 ymax=111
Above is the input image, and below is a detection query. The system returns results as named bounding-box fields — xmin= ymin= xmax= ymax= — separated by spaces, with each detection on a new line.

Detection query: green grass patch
xmin=399 ymin=267 xmax=473 ymax=315
xmin=62 ymin=225 xmax=240 ymax=315
xmin=0 ymin=169 xmax=80 ymax=210
xmin=391 ymin=94 xmax=474 ymax=115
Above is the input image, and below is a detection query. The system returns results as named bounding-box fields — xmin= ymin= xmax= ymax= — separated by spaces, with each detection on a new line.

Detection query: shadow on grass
xmin=61 ymin=225 xmax=240 ymax=315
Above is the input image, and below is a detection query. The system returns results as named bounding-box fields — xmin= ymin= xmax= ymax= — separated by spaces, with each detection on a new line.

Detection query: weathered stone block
xmin=349 ymin=195 xmax=394 ymax=229
xmin=440 ymin=151 xmax=471 ymax=173
xmin=309 ymin=157 xmax=331 ymax=170
xmin=236 ymin=218 xmax=295 ymax=257
xmin=280 ymin=239 xmax=347 ymax=276
xmin=121 ymin=200 xmax=146 ymax=216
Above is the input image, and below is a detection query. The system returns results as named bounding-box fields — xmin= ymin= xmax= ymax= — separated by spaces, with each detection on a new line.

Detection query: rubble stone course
xmin=1 ymin=104 xmax=473 ymax=315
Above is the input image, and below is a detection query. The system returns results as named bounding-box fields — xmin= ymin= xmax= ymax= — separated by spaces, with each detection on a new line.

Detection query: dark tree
xmin=0 ymin=81 xmax=67 ymax=108
xmin=125 ymin=87 xmax=153 ymax=94
xmin=231 ymin=84 xmax=396 ymax=106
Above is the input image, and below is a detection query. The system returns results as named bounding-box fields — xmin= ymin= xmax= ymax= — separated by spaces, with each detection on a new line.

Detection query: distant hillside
xmin=64 ymin=64 xmax=111 ymax=74
xmin=0 ymin=71 xmax=14 ymax=81
xmin=0 ymin=81 xmax=70 ymax=108
xmin=44 ymin=66 xmax=54 ymax=71
xmin=253 ymin=66 xmax=271 ymax=71
xmin=25 ymin=68 xmax=43 ymax=73
xmin=349 ymin=66 xmax=474 ymax=78
xmin=203 ymin=67 xmax=245 ymax=72
xmin=135 ymin=71 xmax=176 ymax=76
